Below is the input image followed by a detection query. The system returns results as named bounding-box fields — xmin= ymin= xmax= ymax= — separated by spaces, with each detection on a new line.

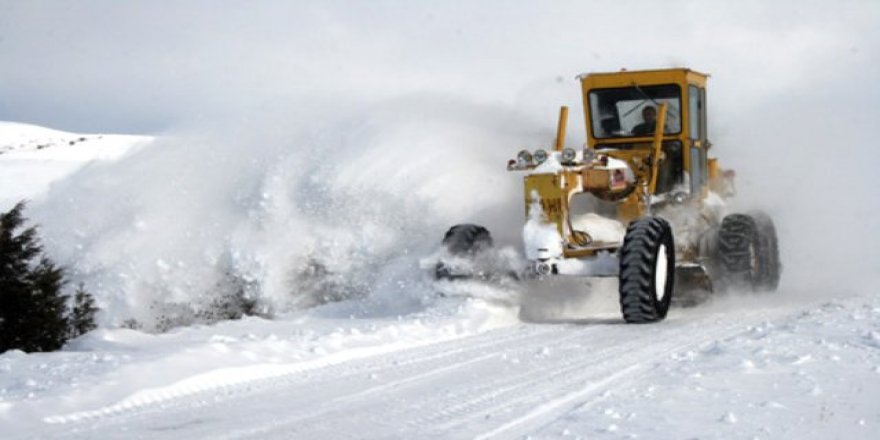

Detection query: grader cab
xmin=437 ymin=68 xmax=780 ymax=323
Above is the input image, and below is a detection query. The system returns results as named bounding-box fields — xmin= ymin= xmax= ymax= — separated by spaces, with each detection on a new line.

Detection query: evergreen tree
xmin=0 ymin=201 xmax=98 ymax=353
xmin=70 ymin=283 xmax=98 ymax=337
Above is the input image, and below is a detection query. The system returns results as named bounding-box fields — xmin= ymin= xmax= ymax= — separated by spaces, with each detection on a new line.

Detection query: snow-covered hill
xmin=0 ymin=121 xmax=91 ymax=155
xmin=0 ymin=122 xmax=151 ymax=210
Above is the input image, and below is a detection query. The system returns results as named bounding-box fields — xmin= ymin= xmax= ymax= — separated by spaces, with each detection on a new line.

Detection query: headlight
xmin=516 ymin=149 xmax=533 ymax=167
xmin=672 ymin=191 xmax=688 ymax=204
xmin=561 ymin=148 xmax=576 ymax=164
xmin=533 ymin=149 xmax=548 ymax=164
xmin=582 ymin=147 xmax=596 ymax=163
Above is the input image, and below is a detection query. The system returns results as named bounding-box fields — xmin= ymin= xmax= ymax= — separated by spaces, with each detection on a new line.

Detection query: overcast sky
xmin=0 ymin=0 xmax=877 ymax=134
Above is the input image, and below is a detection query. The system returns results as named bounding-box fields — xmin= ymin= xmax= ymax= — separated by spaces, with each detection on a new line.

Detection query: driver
xmin=631 ymin=105 xmax=658 ymax=136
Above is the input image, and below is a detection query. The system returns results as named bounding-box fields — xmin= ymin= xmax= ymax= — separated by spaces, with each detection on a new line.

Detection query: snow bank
xmin=0 ymin=297 xmax=518 ymax=434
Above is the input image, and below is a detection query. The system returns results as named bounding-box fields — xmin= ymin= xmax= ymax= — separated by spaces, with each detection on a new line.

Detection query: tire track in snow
xmin=39 ymin=319 xmax=555 ymax=428
xmin=420 ymin=317 xmax=752 ymax=438
xmin=281 ymin=309 xmax=786 ymax=439
xmin=267 ymin=323 xmax=560 ymax=391
xmin=472 ymin=363 xmax=643 ymax=440
xmin=233 ymin=312 xmax=767 ymax=439
xmin=467 ymin=322 xmax=746 ymax=439
xmin=40 ymin=305 xmax=797 ymax=439
xmin=409 ymin=328 xmax=638 ymax=430
xmin=217 ymin=326 xmax=592 ymax=439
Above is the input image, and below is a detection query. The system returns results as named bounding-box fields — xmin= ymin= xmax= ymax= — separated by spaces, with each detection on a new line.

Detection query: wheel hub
xmin=655 ymin=244 xmax=668 ymax=301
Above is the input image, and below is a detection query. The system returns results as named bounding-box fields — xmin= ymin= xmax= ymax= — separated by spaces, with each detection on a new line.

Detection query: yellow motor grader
xmin=436 ymin=68 xmax=780 ymax=323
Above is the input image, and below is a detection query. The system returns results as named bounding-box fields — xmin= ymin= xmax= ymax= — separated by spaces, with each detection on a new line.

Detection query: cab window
xmin=688 ymin=85 xmax=702 ymax=139
xmin=588 ymin=84 xmax=682 ymax=139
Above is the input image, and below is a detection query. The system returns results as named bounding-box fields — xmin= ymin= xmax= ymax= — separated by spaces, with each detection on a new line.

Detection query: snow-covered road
xmin=10 ymin=290 xmax=877 ymax=440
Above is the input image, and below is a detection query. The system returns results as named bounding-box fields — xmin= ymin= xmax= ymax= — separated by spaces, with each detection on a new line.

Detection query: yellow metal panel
xmin=616 ymin=192 xmax=644 ymax=223
xmin=685 ymin=70 xmax=709 ymax=88
xmin=563 ymin=242 xmax=620 ymax=259
xmin=583 ymin=168 xmax=610 ymax=189
xmin=707 ymin=158 xmax=719 ymax=180
xmin=524 ymin=174 xmax=565 ymax=235
xmin=580 ymin=68 xmax=708 ymax=85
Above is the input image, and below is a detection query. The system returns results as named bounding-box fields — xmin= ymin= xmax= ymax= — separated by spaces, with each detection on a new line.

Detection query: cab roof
xmin=579 ymin=67 xmax=709 ymax=89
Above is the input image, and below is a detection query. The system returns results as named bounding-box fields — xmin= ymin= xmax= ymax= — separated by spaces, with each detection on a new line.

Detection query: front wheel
xmin=618 ymin=217 xmax=675 ymax=323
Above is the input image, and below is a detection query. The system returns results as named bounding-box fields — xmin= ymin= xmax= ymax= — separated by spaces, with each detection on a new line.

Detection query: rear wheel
xmin=618 ymin=217 xmax=675 ymax=323
xmin=751 ymin=212 xmax=781 ymax=291
xmin=717 ymin=212 xmax=780 ymax=291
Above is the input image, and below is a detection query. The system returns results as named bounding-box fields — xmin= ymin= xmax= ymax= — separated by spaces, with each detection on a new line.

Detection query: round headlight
xmin=516 ymin=149 xmax=533 ymax=167
xmin=533 ymin=149 xmax=549 ymax=164
xmin=582 ymin=147 xmax=596 ymax=163
xmin=561 ymin=148 xmax=576 ymax=163
xmin=672 ymin=191 xmax=688 ymax=204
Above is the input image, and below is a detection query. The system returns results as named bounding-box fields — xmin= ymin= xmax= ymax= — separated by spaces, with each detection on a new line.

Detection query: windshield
xmin=588 ymin=84 xmax=682 ymax=139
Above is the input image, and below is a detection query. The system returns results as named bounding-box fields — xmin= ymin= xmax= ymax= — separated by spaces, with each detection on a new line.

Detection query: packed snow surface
xmin=2 ymin=290 xmax=878 ymax=439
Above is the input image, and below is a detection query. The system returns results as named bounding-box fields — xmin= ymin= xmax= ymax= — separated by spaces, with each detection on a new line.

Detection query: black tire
xmin=751 ymin=211 xmax=781 ymax=291
xmin=717 ymin=212 xmax=780 ymax=291
xmin=618 ymin=217 xmax=675 ymax=323
xmin=435 ymin=224 xmax=493 ymax=280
